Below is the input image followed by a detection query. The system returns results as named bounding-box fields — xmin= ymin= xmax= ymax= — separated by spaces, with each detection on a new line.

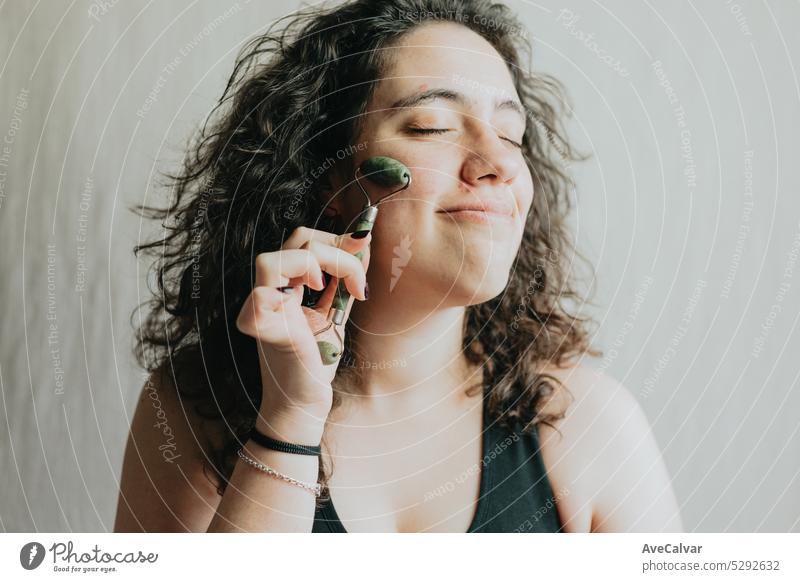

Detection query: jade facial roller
xmin=314 ymin=156 xmax=412 ymax=365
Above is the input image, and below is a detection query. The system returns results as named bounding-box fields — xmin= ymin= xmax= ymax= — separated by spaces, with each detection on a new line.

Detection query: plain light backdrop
xmin=0 ymin=0 xmax=798 ymax=532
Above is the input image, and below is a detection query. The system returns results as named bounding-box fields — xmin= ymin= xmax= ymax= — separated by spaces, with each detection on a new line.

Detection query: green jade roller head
xmin=315 ymin=156 xmax=412 ymax=365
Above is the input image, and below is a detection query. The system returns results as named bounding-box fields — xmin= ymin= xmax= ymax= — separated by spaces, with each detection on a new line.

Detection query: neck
xmin=338 ymin=299 xmax=482 ymax=417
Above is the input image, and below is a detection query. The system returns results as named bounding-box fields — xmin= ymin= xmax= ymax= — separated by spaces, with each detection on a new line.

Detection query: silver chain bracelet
xmin=236 ymin=448 xmax=322 ymax=497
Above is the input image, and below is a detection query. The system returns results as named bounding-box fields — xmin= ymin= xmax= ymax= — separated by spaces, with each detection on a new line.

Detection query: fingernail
xmin=364 ymin=282 xmax=369 ymax=300
xmin=351 ymin=229 xmax=370 ymax=239
xmin=278 ymin=286 xmax=294 ymax=294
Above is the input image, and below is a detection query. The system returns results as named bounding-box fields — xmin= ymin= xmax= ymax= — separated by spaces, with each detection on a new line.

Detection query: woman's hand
xmin=235 ymin=226 xmax=371 ymax=436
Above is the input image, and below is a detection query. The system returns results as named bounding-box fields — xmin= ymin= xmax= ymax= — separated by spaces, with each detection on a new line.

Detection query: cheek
xmin=517 ymin=170 xmax=535 ymax=213
xmin=364 ymin=190 xmax=445 ymax=278
xmin=367 ymin=140 xmax=458 ymax=199
xmin=365 ymin=199 xmax=427 ymax=271
xmin=371 ymin=164 xmax=452 ymax=223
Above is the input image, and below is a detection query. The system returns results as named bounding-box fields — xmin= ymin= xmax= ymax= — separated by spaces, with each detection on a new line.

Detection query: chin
xmin=450 ymin=272 xmax=511 ymax=306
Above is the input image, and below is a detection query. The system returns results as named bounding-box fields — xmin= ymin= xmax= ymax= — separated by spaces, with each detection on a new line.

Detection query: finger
xmin=236 ymin=286 xmax=298 ymax=348
xmin=313 ymin=242 xmax=371 ymax=315
xmin=298 ymin=241 xmax=367 ymax=300
xmin=298 ymin=231 xmax=371 ymax=295
xmin=320 ymin=232 xmax=371 ymax=304
xmin=282 ymin=225 xmax=372 ymax=256
xmin=281 ymin=228 xmax=371 ymax=297
xmin=281 ymin=226 xmax=370 ymax=250
xmin=254 ymin=249 xmax=325 ymax=289
xmin=275 ymin=284 xmax=305 ymax=303
xmin=281 ymin=226 xmax=340 ymax=251
xmin=256 ymin=239 xmax=370 ymax=296
xmin=334 ymin=231 xmax=372 ymax=254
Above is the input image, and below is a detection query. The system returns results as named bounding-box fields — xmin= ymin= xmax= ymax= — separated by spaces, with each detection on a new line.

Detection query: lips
xmin=437 ymin=199 xmax=515 ymax=217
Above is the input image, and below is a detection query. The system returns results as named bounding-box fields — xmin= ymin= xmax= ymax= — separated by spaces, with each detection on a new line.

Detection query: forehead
xmin=371 ymin=22 xmax=519 ymax=107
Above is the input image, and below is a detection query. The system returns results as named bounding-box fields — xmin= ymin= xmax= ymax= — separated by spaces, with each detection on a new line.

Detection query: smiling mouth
xmin=436 ymin=209 xmax=514 ymax=225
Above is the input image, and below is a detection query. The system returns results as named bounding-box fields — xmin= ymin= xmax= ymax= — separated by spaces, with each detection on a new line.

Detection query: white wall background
xmin=0 ymin=0 xmax=798 ymax=532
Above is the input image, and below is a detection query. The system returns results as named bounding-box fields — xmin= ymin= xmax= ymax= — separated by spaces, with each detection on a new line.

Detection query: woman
xmin=115 ymin=0 xmax=682 ymax=533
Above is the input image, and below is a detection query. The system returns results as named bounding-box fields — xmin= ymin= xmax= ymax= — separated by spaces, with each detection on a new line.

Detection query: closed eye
xmin=407 ymin=127 xmax=451 ymax=135
xmin=407 ymin=127 xmax=523 ymax=148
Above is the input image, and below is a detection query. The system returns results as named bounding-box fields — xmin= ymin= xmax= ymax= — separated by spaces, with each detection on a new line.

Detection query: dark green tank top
xmin=312 ymin=395 xmax=563 ymax=533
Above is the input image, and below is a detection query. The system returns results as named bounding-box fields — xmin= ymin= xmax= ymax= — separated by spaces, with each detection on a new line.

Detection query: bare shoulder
xmin=113 ymin=365 xmax=226 ymax=532
xmin=535 ymin=363 xmax=683 ymax=532
xmin=536 ymin=363 xmax=642 ymax=435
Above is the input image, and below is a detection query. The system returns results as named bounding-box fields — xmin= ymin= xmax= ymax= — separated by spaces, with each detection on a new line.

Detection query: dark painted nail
xmin=350 ymin=229 xmax=370 ymax=239
xmin=364 ymin=282 xmax=369 ymax=300
xmin=278 ymin=286 xmax=294 ymax=294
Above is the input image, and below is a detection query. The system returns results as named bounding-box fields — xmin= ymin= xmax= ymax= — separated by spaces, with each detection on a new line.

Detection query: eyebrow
xmin=387 ymin=88 xmax=527 ymax=124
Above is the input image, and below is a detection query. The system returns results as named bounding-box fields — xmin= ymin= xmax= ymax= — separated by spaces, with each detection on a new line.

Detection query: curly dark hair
xmin=130 ymin=0 xmax=601 ymax=508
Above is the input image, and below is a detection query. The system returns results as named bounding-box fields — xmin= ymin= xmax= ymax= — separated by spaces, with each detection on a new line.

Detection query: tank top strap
xmin=470 ymin=404 xmax=563 ymax=532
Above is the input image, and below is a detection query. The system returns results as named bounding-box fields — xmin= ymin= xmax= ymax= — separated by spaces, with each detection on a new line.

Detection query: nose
xmin=460 ymin=123 xmax=523 ymax=186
